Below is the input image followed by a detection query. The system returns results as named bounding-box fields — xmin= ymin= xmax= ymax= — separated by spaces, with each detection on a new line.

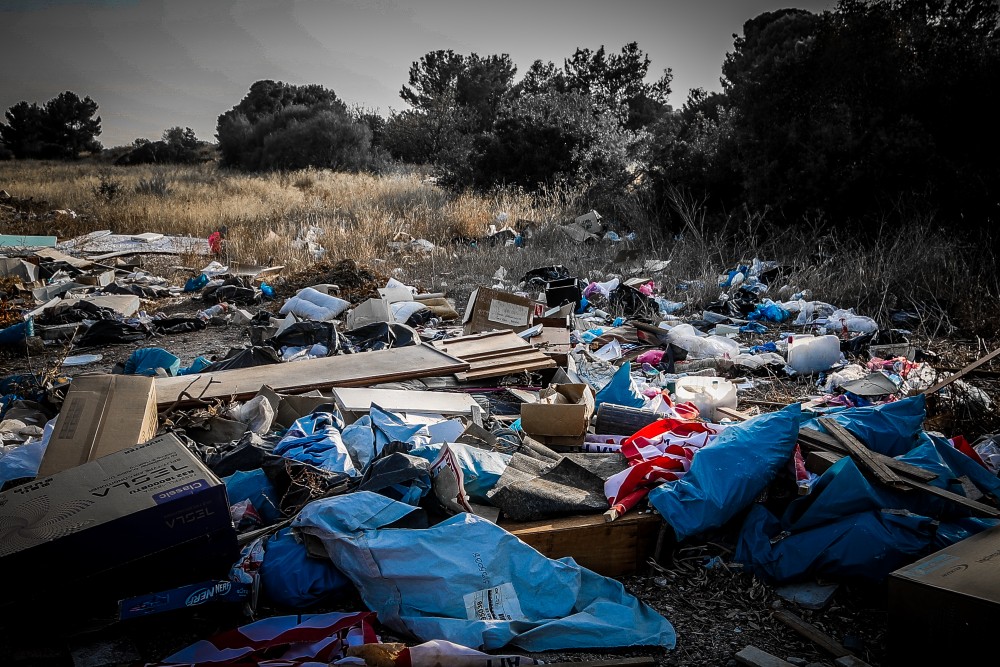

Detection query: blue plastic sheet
xmin=178 ymin=356 xmax=212 ymax=375
xmin=370 ymin=404 xmax=431 ymax=450
xmin=123 ymin=347 xmax=181 ymax=376
xmin=273 ymin=410 xmax=359 ymax=477
xmin=341 ymin=416 xmax=376 ymax=471
xmin=0 ymin=318 xmax=33 ymax=345
xmin=293 ymin=492 xmax=676 ymax=652
xmin=409 ymin=442 xmax=511 ymax=503
xmin=0 ymin=438 xmax=47 ymax=485
xmin=801 ymin=395 xmax=926 ymax=457
xmin=260 ymin=527 xmax=352 ymax=608
xmin=594 ymin=361 xmax=645 ymax=410
xmin=223 ymin=468 xmax=283 ymax=524
xmin=648 ymin=403 xmax=801 ymax=541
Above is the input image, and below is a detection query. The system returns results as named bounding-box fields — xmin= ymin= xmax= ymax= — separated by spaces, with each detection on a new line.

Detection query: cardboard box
xmin=888 ymin=524 xmax=1000 ymax=662
xmin=37 ymin=374 xmax=159 ymax=477
xmin=0 ymin=432 xmax=237 ymax=615
xmin=520 ymin=383 xmax=595 ymax=446
xmin=462 ymin=287 xmax=534 ymax=335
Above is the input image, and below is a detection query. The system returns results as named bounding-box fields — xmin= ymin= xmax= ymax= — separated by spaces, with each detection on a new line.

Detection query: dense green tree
xmin=0 ymin=91 xmax=101 ymax=159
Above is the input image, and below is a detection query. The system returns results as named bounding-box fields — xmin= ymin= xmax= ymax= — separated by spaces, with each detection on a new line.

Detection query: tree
xmin=216 ymin=82 xmax=375 ymax=172
xmin=0 ymin=91 xmax=101 ymax=159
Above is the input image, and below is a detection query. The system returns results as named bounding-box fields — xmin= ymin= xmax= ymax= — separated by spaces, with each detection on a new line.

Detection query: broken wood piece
xmin=773 ymin=608 xmax=851 ymax=658
xmin=716 ymin=406 xmax=755 ymax=422
xmin=798 ymin=427 xmax=936 ymax=482
xmin=735 ymin=645 xmax=797 ymax=667
xmin=817 ymin=417 xmax=906 ymax=488
xmin=922 ymin=346 xmax=1000 ymax=395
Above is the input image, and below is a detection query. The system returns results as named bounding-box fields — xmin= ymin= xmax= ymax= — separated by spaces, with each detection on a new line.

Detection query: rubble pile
xmin=1 ymin=227 xmax=998 ymax=667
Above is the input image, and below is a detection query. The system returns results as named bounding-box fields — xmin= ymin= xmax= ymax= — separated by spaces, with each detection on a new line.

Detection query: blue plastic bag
xmin=648 ymin=403 xmax=801 ymax=541
xmin=223 ymin=468 xmax=283 ymax=524
xmin=273 ymin=410 xmax=359 ymax=477
xmin=123 ymin=347 xmax=181 ymax=377
xmin=409 ymin=442 xmax=511 ymax=503
xmin=594 ymin=361 xmax=645 ymax=410
xmin=178 ymin=356 xmax=212 ymax=375
xmin=260 ymin=527 xmax=352 ymax=608
xmin=183 ymin=273 xmax=208 ymax=292
xmin=801 ymin=394 xmax=926 ymax=457
xmin=293 ymin=492 xmax=675 ymax=652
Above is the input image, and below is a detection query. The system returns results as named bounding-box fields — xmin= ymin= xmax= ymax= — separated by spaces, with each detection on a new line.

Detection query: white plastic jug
xmin=787 ymin=334 xmax=841 ymax=374
xmin=674 ymin=376 xmax=737 ymax=421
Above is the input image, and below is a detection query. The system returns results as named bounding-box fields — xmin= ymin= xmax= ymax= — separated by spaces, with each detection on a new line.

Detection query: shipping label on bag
xmin=463 ymin=582 xmax=525 ymax=622
xmin=487 ymin=300 xmax=530 ymax=327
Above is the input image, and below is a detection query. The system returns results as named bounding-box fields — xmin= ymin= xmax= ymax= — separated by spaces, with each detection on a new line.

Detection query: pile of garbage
xmin=1 ymin=238 xmax=999 ymax=666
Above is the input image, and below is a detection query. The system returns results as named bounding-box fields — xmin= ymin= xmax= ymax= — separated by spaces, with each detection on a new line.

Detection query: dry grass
xmin=2 ymin=159 xmax=996 ymax=339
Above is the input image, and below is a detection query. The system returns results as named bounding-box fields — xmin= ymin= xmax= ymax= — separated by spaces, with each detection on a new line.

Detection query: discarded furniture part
xmin=497 ymin=510 xmax=663 ymax=577
xmin=922 ymin=346 xmax=1000 ymax=395
xmin=817 ymin=417 xmax=906 ymax=488
xmin=153 ymin=345 xmax=469 ymax=409
xmin=331 ymin=387 xmax=482 ymax=424
xmin=888 ymin=524 xmax=1000 ymax=663
xmin=772 ymin=609 xmax=854 ymax=659
xmin=37 ymin=374 xmax=158 ymax=476
xmin=735 ymin=645 xmax=797 ymax=667
xmin=432 ymin=330 xmax=556 ymax=381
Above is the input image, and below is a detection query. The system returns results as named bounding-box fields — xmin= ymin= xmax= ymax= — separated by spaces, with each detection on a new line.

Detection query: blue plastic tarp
xmin=370 ymin=404 xmax=431 ymax=450
xmin=124 ymin=347 xmax=181 ymax=377
xmin=800 ymin=394 xmax=926 ymax=457
xmin=223 ymin=468 xmax=283 ymax=524
xmin=594 ymin=361 xmax=645 ymax=410
xmin=273 ymin=410 xmax=359 ymax=477
xmin=409 ymin=442 xmax=511 ymax=503
xmin=293 ymin=492 xmax=676 ymax=652
xmin=260 ymin=527 xmax=352 ymax=608
xmin=648 ymin=403 xmax=801 ymax=541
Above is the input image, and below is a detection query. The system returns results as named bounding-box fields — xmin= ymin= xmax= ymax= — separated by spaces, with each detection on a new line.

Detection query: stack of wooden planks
xmin=432 ymin=330 xmax=556 ymax=382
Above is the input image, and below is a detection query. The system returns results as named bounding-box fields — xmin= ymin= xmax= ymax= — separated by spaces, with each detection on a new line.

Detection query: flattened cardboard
xmin=462 ymin=287 xmax=534 ymax=335
xmin=520 ymin=383 xmax=595 ymax=446
xmin=37 ymin=374 xmax=159 ymax=476
xmin=0 ymin=433 xmax=237 ymax=612
xmin=888 ymin=524 xmax=1000 ymax=661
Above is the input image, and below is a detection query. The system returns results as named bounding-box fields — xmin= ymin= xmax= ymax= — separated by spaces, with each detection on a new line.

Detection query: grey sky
xmin=0 ymin=0 xmax=836 ymax=148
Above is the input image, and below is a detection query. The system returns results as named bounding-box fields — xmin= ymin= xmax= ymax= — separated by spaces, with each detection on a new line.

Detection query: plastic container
xmin=674 ymin=376 xmax=737 ymax=421
xmin=787 ymin=334 xmax=841 ymax=374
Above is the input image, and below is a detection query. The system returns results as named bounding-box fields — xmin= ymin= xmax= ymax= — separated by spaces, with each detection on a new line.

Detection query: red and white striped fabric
xmin=146 ymin=611 xmax=377 ymax=666
xmin=604 ymin=418 xmax=724 ymax=508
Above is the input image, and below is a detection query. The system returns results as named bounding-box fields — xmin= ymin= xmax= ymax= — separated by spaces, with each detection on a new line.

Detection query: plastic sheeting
xmin=409 ymin=442 xmax=510 ymax=503
xmin=222 ymin=468 xmax=283 ymax=524
xmin=734 ymin=433 xmax=1000 ymax=584
xmin=594 ymin=361 xmax=645 ymax=410
xmin=273 ymin=410 xmax=359 ymax=478
xmin=260 ymin=528 xmax=353 ymax=608
xmin=124 ymin=347 xmax=181 ymax=376
xmin=800 ymin=394 xmax=926 ymax=457
xmin=648 ymin=403 xmax=801 ymax=541
xmin=293 ymin=492 xmax=676 ymax=652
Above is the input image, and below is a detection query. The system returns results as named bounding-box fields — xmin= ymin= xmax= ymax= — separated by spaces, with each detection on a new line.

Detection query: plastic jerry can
xmin=674 ymin=376 xmax=737 ymax=421
xmin=787 ymin=334 xmax=841 ymax=374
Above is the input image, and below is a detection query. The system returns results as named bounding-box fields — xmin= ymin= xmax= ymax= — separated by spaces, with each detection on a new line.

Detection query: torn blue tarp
xmin=409 ymin=442 xmax=511 ymax=503
xmin=734 ymin=433 xmax=1000 ymax=584
xmin=260 ymin=527 xmax=353 ymax=608
xmin=273 ymin=410 xmax=359 ymax=477
xmin=800 ymin=394 xmax=926 ymax=457
xmin=647 ymin=403 xmax=801 ymax=541
xmin=223 ymin=468 xmax=283 ymax=524
xmin=594 ymin=361 xmax=645 ymax=410
xmin=370 ymin=404 xmax=432 ymax=450
xmin=0 ymin=318 xmax=33 ymax=346
xmin=123 ymin=347 xmax=181 ymax=377
xmin=341 ymin=415 xmax=376 ymax=471
xmin=293 ymin=492 xmax=676 ymax=652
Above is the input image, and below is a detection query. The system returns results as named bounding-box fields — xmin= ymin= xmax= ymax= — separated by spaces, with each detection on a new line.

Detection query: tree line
xmin=2 ymin=0 xmax=998 ymax=230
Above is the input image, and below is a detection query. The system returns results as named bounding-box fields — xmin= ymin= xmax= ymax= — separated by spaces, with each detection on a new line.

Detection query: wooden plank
xmin=331 ymin=387 xmax=479 ymax=417
xmin=818 ymin=417 xmax=905 ymax=488
xmin=458 ymin=358 xmax=556 ymax=381
xmin=923 ymin=347 xmax=1000 ymax=395
xmin=798 ymin=427 xmax=937 ymax=482
xmin=773 ymin=609 xmax=851 ymax=658
xmin=901 ymin=474 xmax=1000 ymax=518
xmin=459 ymin=350 xmax=554 ymax=372
xmin=498 ymin=511 xmax=661 ymax=577
xmin=154 ymin=345 xmax=469 ymax=408
xmin=805 ymin=450 xmax=842 ymax=475
xmin=716 ymin=406 xmax=754 ymax=421
xmin=735 ymin=645 xmax=796 ymax=667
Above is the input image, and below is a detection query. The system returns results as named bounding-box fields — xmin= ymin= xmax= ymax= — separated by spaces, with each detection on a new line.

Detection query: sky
xmin=0 ymin=0 xmax=837 ymax=148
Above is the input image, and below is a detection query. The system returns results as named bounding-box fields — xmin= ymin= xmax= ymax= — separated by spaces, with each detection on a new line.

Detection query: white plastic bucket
xmin=674 ymin=376 xmax=737 ymax=421
xmin=787 ymin=334 xmax=841 ymax=374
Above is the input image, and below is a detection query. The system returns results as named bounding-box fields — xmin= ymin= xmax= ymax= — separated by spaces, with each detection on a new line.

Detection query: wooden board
xmin=332 ymin=387 xmax=480 ymax=420
xmin=818 ymin=417 xmax=905 ymax=488
xmin=735 ymin=646 xmax=796 ymax=667
xmin=798 ymin=427 xmax=937 ymax=482
xmin=155 ymin=345 xmax=469 ymax=409
xmin=498 ymin=511 xmax=661 ymax=577
xmin=922 ymin=346 xmax=1000 ymax=395
xmin=437 ymin=330 xmax=556 ymax=381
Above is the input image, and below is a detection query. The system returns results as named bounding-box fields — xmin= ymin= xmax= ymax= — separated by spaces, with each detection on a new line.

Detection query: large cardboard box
xmin=0 ymin=432 xmax=237 ymax=615
xmin=888 ymin=524 xmax=1000 ymax=662
xmin=38 ymin=374 xmax=159 ymax=476
xmin=520 ymin=383 xmax=595 ymax=447
xmin=462 ymin=287 xmax=534 ymax=335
